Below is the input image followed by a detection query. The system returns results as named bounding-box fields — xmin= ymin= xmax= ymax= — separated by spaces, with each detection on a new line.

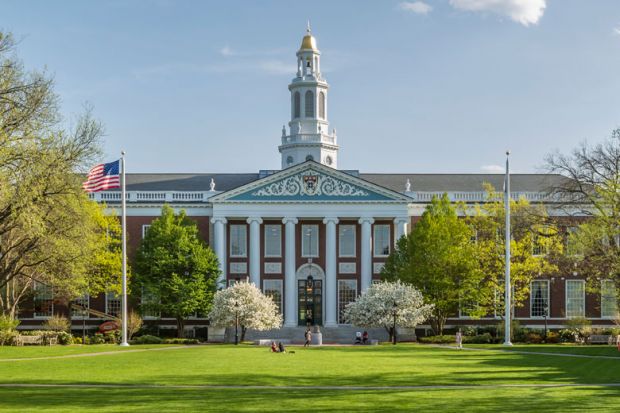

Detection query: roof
xmin=121 ymin=172 xmax=570 ymax=194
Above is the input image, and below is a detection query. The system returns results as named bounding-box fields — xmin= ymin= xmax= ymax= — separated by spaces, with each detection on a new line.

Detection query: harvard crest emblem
xmin=303 ymin=175 xmax=319 ymax=195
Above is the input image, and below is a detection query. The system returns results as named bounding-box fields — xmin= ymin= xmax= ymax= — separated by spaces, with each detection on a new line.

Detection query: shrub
xmin=104 ymin=330 xmax=120 ymax=344
xmin=558 ymin=329 xmax=577 ymax=343
xmin=418 ymin=335 xmax=456 ymax=344
xmin=57 ymin=331 xmax=72 ymax=345
xmin=43 ymin=315 xmax=70 ymax=332
xmin=128 ymin=311 xmax=143 ymax=340
xmin=477 ymin=325 xmax=498 ymax=338
xmin=464 ymin=333 xmax=492 ymax=344
xmin=525 ymin=332 xmax=543 ymax=344
xmin=545 ymin=331 xmax=560 ymax=343
xmin=463 ymin=326 xmax=477 ymax=336
xmin=72 ymin=336 xmax=83 ymax=345
xmin=131 ymin=335 xmax=163 ymax=344
xmin=91 ymin=333 xmax=105 ymax=344
xmin=0 ymin=315 xmax=20 ymax=346
xmin=162 ymin=338 xmax=200 ymax=345
xmin=0 ymin=315 xmax=20 ymax=331
xmin=565 ymin=317 xmax=592 ymax=341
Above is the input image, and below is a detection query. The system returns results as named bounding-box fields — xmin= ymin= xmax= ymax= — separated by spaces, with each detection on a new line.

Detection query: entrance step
xmin=229 ymin=326 xmax=390 ymax=344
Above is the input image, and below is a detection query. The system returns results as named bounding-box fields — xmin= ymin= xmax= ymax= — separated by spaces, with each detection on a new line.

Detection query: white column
xmin=283 ymin=217 xmax=298 ymax=327
xmin=394 ymin=217 xmax=408 ymax=246
xmin=323 ymin=217 xmax=339 ymax=327
xmin=211 ymin=217 xmax=227 ymax=288
xmin=247 ymin=217 xmax=263 ymax=287
xmin=359 ymin=217 xmax=374 ymax=293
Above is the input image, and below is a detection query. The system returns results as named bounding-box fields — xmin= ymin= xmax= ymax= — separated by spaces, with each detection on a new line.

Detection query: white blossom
xmin=208 ymin=282 xmax=282 ymax=331
xmin=344 ymin=280 xmax=433 ymax=330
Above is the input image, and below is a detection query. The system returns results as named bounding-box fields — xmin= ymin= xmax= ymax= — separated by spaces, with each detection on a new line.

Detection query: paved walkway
xmin=0 ymin=383 xmax=618 ymax=390
xmin=435 ymin=344 xmax=620 ymax=360
xmin=0 ymin=345 xmax=200 ymax=362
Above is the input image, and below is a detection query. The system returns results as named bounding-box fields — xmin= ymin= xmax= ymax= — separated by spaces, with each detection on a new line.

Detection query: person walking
xmin=456 ymin=329 xmax=463 ymax=350
xmin=304 ymin=328 xmax=312 ymax=347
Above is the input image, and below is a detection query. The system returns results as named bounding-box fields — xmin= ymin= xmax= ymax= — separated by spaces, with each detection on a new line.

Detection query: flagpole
xmin=120 ymin=151 xmax=129 ymax=346
xmin=503 ymin=150 xmax=513 ymax=346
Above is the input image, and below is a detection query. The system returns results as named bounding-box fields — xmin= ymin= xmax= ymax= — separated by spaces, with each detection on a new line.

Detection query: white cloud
xmin=398 ymin=1 xmax=433 ymax=15
xmin=614 ymin=27 xmax=620 ymax=36
xmin=480 ymin=164 xmax=504 ymax=173
xmin=449 ymin=0 xmax=546 ymax=26
xmin=220 ymin=45 xmax=235 ymax=57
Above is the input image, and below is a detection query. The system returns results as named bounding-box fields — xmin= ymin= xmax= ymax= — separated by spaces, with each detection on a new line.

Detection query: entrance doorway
xmin=298 ymin=276 xmax=322 ymax=326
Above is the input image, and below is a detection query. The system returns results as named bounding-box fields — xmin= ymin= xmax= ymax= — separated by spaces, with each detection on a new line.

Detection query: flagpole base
xmin=119 ymin=342 xmax=130 ymax=347
xmin=502 ymin=341 xmax=513 ymax=346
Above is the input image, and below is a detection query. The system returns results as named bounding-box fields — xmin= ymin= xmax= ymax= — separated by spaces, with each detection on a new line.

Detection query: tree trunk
xmin=176 ymin=318 xmax=185 ymax=338
xmin=430 ymin=316 xmax=446 ymax=336
xmin=241 ymin=325 xmax=247 ymax=342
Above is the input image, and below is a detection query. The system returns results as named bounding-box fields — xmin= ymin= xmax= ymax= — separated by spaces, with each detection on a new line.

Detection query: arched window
xmin=305 ymin=90 xmax=314 ymax=118
xmin=294 ymin=92 xmax=301 ymax=118
xmin=319 ymin=92 xmax=325 ymax=119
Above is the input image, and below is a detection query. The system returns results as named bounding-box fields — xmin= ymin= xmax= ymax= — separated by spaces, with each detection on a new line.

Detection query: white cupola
xmin=278 ymin=24 xmax=339 ymax=169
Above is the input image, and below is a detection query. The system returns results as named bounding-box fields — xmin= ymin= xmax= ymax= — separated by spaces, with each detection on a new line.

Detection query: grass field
xmin=0 ymin=343 xmax=619 ymax=412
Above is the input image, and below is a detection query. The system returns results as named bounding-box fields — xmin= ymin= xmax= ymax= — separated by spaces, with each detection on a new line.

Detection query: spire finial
xmin=307 ymin=20 xmax=311 ymax=33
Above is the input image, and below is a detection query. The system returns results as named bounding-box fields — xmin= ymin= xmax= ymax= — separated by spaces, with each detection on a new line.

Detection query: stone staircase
xmin=227 ymin=326 xmax=390 ymax=344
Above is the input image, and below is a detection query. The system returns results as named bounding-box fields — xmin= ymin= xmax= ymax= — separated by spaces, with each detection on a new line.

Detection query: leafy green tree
xmin=0 ymin=31 xmax=121 ymax=317
xmin=467 ymin=184 xmax=563 ymax=324
xmin=134 ymin=205 xmax=219 ymax=337
xmin=382 ymin=194 xmax=483 ymax=335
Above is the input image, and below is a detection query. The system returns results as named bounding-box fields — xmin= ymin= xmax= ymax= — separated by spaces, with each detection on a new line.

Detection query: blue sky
xmin=3 ymin=0 xmax=620 ymax=173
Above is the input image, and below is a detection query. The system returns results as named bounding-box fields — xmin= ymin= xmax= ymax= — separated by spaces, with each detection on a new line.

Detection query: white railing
xmin=407 ymin=191 xmax=557 ymax=203
xmin=281 ymin=133 xmax=336 ymax=145
xmin=89 ymin=191 xmax=218 ymax=203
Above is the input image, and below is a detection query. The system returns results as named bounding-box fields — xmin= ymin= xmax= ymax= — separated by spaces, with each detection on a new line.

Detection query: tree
xmin=382 ymin=194 xmax=484 ymax=335
xmin=467 ymin=184 xmax=563 ymax=325
xmin=208 ymin=282 xmax=282 ymax=342
xmin=0 ymin=31 xmax=122 ymax=318
xmin=344 ymin=280 xmax=432 ymax=343
xmin=134 ymin=205 xmax=219 ymax=337
xmin=546 ymin=129 xmax=620 ymax=304
xmin=127 ymin=311 xmax=143 ymax=340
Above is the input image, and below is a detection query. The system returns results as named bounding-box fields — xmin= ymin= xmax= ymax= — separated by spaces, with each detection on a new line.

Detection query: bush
xmin=565 ymin=317 xmax=592 ymax=341
xmin=43 ymin=315 xmax=70 ymax=332
xmin=418 ymin=335 xmax=456 ymax=344
xmin=0 ymin=315 xmax=20 ymax=346
xmin=128 ymin=311 xmax=143 ymax=340
xmin=162 ymin=338 xmax=200 ymax=345
xmin=558 ymin=329 xmax=577 ymax=343
xmin=545 ymin=331 xmax=560 ymax=343
xmin=131 ymin=335 xmax=163 ymax=345
xmin=0 ymin=315 xmax=20 ymax=331
xmin=91 ymin=333 xmax=105 ymax=344
xmin=72 ymin=336 xmax=83 ymax=345
xmin=57 ymin=331 xmax=72 ymax=345
xmin=463 ymin=326 xmax=477 ymax=336
xmin=104 ymin=330 xmax=120 ymax=344
xmin=464 ymin=333 xmax=493 ymax=344
xmin=525 ymin=332 xmax=543 ymax=344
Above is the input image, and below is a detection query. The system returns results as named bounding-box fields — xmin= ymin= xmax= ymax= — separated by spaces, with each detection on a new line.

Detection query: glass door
xmin=298 ymin=278 xmax=322 ymax=326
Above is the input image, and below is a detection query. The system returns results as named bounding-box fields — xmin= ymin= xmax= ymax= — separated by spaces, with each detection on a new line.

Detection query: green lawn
xmin=0 ymin=343 xmax=619 ymax=412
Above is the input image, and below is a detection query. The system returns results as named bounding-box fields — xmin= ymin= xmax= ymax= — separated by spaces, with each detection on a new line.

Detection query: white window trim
xmin=338 ymin=279 xmax=357 ymax=325
xmin=263 ymin=279 xmax=283 ymax=314
xmin=142 ymin=224 xmax=151 ymax=239
xmin=565 ymin=279 xmax=586 ymax=319
xmin=601 ymin=279 xmax=618 ymax=319
xmin=338 ymin=225 xmax=356 ymax=258
xmin=229 ymin=224 xmax=248 ymax=258
xmin=529 ymin=280 xmax=550 ymax=319
xmin=301 ymin=224 xmax=319 ymax=258
xmin=264 ymin=225 xmax=282 ymax=258
xmin=105 ymin=292 xmax=121 ymax=318
xmin=373 ymin=224 xmax=391 ymax=258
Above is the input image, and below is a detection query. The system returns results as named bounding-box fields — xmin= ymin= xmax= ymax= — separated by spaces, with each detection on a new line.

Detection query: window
xmin=601 ymin=280 xmax=617 ymax=318
xmin=566 ymin=280 xmax=585 ymax=318
xmin=71 ymin=294 xmax=90 ymax=318
xmin=106 ymin=292 xmax=122 ymax=318
xmin=294 ymin=92 xmax=300 ymax=118
xmin=319 ymin=91 xmax=325 ymax=119
xmin=230 ymin=225 xmax=247 ymax=257
xmin=33 ymin=282 xmax=53 ymax=318
xmin=142 ymin=224 xmax=151 ymax=239
xmin=287 ymin=155 xmax=294 ymax=165
xmin=141 ymin=288 xmax=160 ymax=319
xmin=263 ymin=279 xmax=283 ymax=314
xmin=265 ymin=225 xmax=282 ymax=257
xmin=339 ymin=225 xmax=356 ymax=257
xmin=302 ymin=225 xmax=319 ymax=257
xmin=304 ymin=90 xmax=314 ymax=118
xmin=373 ymin=225 xmax=391 ymax=257
xmin=532 ymin=234 xmax=543 ymax=256
xmin=530 ymin=280 xmax=549 ymax=318
xmin=338 ymin=280 xmax=357 ymax=324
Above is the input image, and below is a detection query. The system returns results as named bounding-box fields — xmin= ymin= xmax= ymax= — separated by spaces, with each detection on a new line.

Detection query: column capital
xmin=394 ymin=217 xmax=409 ymax=224
xmin=282 ymin=217 xmax=298 ymax=225
xmin=246 ymin=217 xmax=263 ymax=225
xmin=211 ymin=216 xmax=227 ymax=224
xmin=358 ymin=217 xmax=375 ymax=225
xmin=322 ymin=217 xmax=339 ymax=225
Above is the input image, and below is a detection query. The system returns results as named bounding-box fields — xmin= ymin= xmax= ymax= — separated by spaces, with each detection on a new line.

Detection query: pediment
xmin=210 ymin=161 xmax=411 ymax=203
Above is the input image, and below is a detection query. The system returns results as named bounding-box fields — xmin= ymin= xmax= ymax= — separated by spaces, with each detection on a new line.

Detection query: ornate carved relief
xmin=230 ymin=262 xmax=247 ymax=274
xmin=339 ymin=262 xmax=356 ymax=274
xmin=252 ymin=172 xmax=369 ymax=197
xmin=264 ymin=262 xmax=282 ymax=274
xmin=373 ymin=262 xmax=385 ymax=274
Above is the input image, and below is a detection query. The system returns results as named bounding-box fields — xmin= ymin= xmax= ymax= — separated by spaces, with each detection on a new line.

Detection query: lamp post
xmin=234 ymin=300 xmax=240 ymax=345
xmin=543 ymin=303 xmax=549 ymax=342
xmin=392 ymin=301 xmax=398 ymax=345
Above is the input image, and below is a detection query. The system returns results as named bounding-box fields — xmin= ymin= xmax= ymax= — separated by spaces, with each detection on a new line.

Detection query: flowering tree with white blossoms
xmin=208 ymin=282 xmax=283 ymax=342
xmin=344 ymin=280 xmax=433 ymax=343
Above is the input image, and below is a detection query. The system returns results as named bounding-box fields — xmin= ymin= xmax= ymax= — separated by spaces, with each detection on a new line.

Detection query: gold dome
xmin=300 ymin=34 xmax=318 ymax=51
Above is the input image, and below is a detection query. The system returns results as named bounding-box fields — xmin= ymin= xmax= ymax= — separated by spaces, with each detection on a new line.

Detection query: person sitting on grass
xmin=271 ymin=341 xmax=278 ymax=353
xmin=362 ymin=331 xmax=369 ymax=345
xmin=278 ymin=341 xmax=286 ymax=353
xmin=354 ymin=331 xmax=362 ymax=345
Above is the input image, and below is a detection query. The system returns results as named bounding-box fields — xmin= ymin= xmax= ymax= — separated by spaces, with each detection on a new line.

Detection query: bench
xmin=588 ymin=335 xmax=612 ymax=345
xmin=16 ymin=335 xmax=43 ymax=346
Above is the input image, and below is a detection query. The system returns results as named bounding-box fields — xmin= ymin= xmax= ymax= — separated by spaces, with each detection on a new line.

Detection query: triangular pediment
xmin=210 ymin=161 xmax=411 ymax=203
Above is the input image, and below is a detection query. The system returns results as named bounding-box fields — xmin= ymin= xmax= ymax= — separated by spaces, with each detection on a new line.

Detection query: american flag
xmin=83 ymin=160 xmax=121 ymax=193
